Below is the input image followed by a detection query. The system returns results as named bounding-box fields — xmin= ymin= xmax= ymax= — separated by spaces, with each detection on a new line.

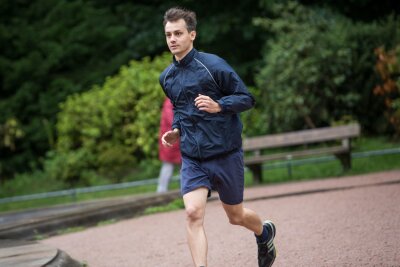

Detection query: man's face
xmin=165 ymin=18 xmax=196 ymax=60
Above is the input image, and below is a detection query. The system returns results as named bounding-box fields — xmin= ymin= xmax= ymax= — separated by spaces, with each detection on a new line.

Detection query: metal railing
xmin=264 ymin=147 xmax=400 ymax=179
xmin=0 ymin=176 xmax=181 ymax=204
xmin=1 ymin=147 xmax=399 ymax=205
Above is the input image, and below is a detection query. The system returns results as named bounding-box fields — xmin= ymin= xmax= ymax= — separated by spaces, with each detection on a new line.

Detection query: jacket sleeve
xmin=171 ymin=105 xmax=181 ymax=132
xmin=159 ymin=69 xmax=181 ymax=131
xmin=213 ymin=60 xmax=255 ymax=114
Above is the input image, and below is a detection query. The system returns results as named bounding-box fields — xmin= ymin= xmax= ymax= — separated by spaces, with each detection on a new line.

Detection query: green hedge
xmin=49 ymin=53 xmax=170 ymax=184
xmin=253 ymin=2 xmax=400 ymax=134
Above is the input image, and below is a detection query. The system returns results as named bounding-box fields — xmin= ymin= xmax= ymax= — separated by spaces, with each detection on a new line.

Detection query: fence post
xmin=71 ymin=189 xmax=78 ymax=202
xmin=286 ymin=154 xmax=293 ymax=179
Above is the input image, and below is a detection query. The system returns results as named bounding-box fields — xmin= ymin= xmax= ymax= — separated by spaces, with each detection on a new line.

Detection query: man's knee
xmin=185 ymin=205 xmax=204 ymax=224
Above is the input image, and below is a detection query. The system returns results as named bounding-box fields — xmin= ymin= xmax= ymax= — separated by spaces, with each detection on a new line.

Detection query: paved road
xmin=43 ymin=170 xmax=400 ymax=267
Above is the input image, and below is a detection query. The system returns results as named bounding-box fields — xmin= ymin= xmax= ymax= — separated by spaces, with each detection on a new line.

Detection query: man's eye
xmin=176 ymin=32 xmax=182 ymax=36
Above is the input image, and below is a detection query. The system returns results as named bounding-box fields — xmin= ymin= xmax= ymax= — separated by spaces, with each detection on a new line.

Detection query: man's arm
xmin=213 ymin=60 xmax=255 ymax=114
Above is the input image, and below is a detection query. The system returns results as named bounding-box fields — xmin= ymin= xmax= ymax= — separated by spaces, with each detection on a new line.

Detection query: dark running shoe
xmin=257 ymin=220 xmax=276 ymax=267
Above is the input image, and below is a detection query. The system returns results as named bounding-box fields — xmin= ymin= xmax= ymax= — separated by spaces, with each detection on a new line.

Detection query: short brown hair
xmin=163 ymin=7 xmax=197 ymax=32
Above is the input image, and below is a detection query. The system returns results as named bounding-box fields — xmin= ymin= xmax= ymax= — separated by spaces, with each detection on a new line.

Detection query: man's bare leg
xmin=222 ymin=202 xmax=263 ymax=235
xmin=183 ymin=187 xmax=209 ymax=266
xmin=223 ymin=202 xmax=277 ymax=267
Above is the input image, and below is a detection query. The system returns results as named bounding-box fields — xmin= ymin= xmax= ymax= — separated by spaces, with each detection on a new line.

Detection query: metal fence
xmin=0 ymin=176 xmax=181 ymax=204
xmin=264 ymin=147 xmax=400 ymax=178
xmin=1 ymin=147 xmax=399 ymax=205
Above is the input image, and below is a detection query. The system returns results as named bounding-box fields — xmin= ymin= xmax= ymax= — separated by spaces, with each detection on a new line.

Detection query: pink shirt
xmin=159 ymin=98 xmax=181 ymax=164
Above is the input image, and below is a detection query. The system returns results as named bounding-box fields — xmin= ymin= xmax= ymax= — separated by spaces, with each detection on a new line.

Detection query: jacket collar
xmin=173 ymin=48 xmax=197 ymax=67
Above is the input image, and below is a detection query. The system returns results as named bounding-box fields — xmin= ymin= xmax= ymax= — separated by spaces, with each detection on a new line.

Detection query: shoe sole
xmin=269 ymin=246 xmax=277 ymax=267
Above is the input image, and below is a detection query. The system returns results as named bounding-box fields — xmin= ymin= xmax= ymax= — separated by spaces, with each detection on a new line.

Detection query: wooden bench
xmin=243 ymin=123 xmax=361 ymax=183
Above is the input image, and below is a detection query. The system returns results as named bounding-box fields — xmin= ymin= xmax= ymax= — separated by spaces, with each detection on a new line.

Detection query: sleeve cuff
xmin=216 ymin=99 xmax=226 ymax=113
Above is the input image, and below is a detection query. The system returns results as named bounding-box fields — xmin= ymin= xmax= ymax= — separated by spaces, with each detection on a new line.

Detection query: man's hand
xmin=161 ymin=128 xmax=180 ymax=147
xmin=194 ymin=94 xmax=222 ymax=113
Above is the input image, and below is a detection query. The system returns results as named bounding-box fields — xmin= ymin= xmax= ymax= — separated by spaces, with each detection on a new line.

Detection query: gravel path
xmin=43 ymin=170 xmax=400 ymax=267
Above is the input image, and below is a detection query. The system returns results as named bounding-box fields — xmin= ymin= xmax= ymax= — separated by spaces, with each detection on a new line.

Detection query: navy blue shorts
xmin=180 ymin=149 xmax=244 ymax=205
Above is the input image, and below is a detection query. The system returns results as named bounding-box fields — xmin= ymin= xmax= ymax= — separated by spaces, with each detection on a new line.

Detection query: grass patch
xmin=143 ymin=198 xmax=185 ymax=215
xmin=259 ymin=147 xmax=400 ymax=184
xmin=33 ymin=233 xmax=48 ymax=241
xmin=97 ymin=219 xmax=118 ymax=227
xmin=57 ymin=226 xmax=87 ymax=235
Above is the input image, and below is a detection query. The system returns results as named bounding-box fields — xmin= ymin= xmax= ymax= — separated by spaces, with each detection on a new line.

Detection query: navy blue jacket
xmin=159 ymin=48 xmax=255 ymax=160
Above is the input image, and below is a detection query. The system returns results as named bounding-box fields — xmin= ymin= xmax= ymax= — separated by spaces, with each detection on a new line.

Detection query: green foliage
xmin=0 ymin=0 xmax=131 ymax=177
xmin=127 ymin=158 xmax=162 ymax=182
xmin=344 ymin=16 xmax=400 ymax=133
xmin=254 ymin=2 xmax=400 ymax=133
xmin=43 ymin=149 xmax=107 ymax=186
xmin=53 ymin=53 xmax=170 ymax=184
xmin=374 ymin=45 xmax=400 ymax=137
xmin=97 ymin=145 xmax=136 ymax=179
xmin=0 ymin=118 xmax=24 ymax=151
xmin=297 ymin=0 xmax=400 ymax=22
xmin=241 ymin=86 xmax=269 ymax=137
xmin=0 ymin=170 xmax=65 ymax=198
xmin=254 ymin=3 xmax=354 ymax=132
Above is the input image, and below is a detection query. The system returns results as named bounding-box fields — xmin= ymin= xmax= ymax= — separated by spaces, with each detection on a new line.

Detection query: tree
xmin=374 ymin=45 xmax=400 ymax=137
xmin=253 ymin=2 xmax=400 ymax=133
xmin=0 ymin=0 xmax=131 ymax=177
xmin=299 ymin=0 xmax=400 ymax=22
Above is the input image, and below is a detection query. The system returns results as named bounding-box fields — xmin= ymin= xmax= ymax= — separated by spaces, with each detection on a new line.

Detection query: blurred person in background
xmin=157 ymin=97 xmax=181 ymax=193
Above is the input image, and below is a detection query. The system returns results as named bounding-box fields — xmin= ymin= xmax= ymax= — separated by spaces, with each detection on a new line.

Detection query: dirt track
xmin=43 ymin=170 xmax=400 ymax=267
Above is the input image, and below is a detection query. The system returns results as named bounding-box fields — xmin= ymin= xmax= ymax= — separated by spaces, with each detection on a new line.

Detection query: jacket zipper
xmin=181 ymin=74 xmax=202 ymax=159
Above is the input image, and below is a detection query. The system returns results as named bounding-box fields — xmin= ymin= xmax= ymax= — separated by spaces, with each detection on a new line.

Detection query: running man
xmin=159 ymin=7 xmax=276 ymax=267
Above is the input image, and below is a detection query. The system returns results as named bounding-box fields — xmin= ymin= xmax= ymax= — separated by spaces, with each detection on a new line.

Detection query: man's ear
xmin=190 ymin=31 xmax=196 ymax=41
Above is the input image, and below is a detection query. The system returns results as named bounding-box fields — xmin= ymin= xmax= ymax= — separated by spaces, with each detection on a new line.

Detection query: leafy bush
xmin=254 ymin=2 xmax=400 ymax=134
xmin=241 ymin=86 xmax=270 ymax=137
xmin=43 ymin=149 xmax=107 ymax=186
xmin=0 ymin=170 xmax=65 ymax=198
xmin=51 ymin=53 xmax=170 ymax=184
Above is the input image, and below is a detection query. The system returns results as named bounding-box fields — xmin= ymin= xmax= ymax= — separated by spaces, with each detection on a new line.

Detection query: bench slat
xmin=243 ymin=124 xmax=360 ymax=151
xmin=244 ymin=146 xmax=347 ymax=165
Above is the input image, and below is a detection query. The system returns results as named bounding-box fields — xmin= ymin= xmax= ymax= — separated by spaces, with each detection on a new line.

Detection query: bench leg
xmin=335 ymin=152 xmax=351 ymax=172
xmin=248 ymin=164 xmax=262 ymax=184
